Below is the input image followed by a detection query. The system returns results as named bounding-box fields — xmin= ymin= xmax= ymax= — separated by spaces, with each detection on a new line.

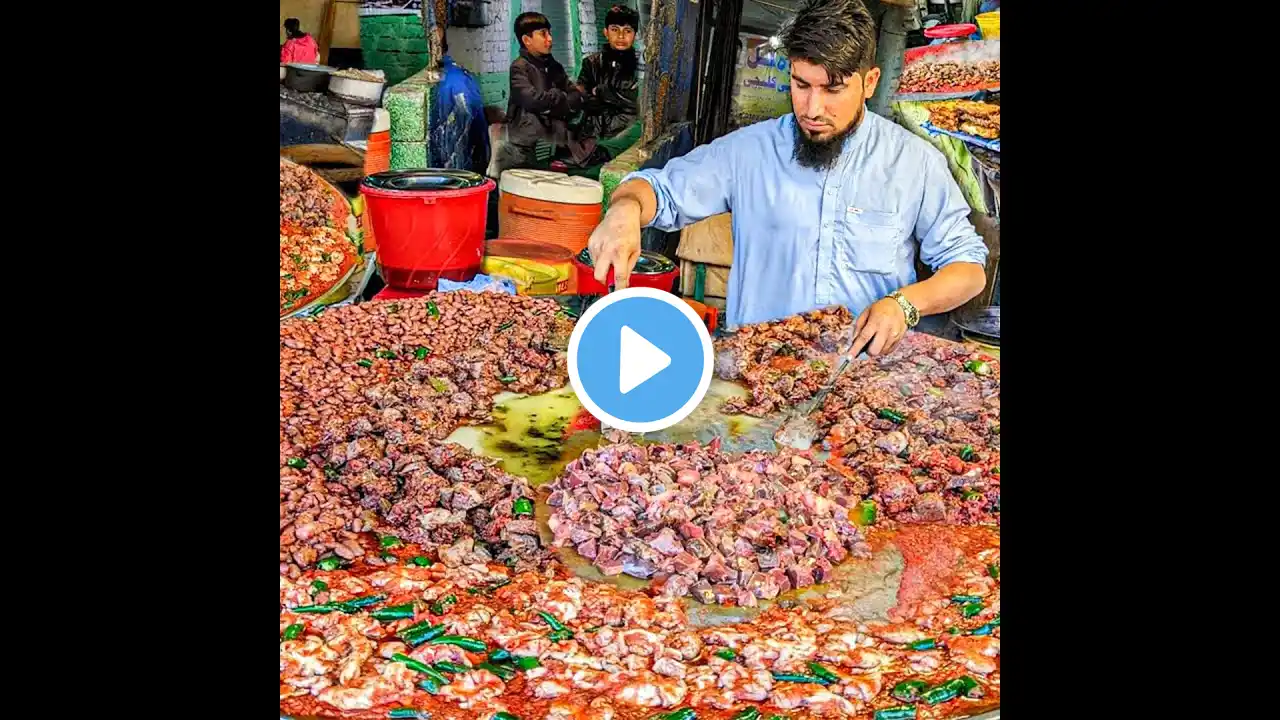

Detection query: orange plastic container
xmin=498 ymin=169 xmax=603 ymax=255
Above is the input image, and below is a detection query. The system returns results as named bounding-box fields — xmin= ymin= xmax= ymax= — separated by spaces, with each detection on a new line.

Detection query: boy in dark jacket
xmin=577 ymin=5 xmax=641 ymax=141
xmin=496 ymin=13 xmax=586 ymax=173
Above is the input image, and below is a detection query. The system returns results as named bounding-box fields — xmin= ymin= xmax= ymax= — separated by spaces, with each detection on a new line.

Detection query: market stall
xmin=280 ymin=6 xmax=1001 ymax=718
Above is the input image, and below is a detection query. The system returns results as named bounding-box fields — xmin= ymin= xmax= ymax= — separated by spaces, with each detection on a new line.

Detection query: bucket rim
xmin=360 ymin=177 xmax=495 ymax=199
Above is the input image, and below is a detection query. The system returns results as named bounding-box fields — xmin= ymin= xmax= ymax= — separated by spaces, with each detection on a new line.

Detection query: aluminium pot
xmin=328 ymin=75 xmax=386 ymax=106
xmin=284 ymin=63 xmax=334 ymax=93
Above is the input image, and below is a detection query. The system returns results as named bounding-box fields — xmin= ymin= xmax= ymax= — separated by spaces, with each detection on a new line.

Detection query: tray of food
xmin=280 ymin=157 xmax=366 ymax=318
xmin=280 ymin=298 xmax=1000 ymax=720
xmin=895 ymin=41 xmax=1000 ymax=100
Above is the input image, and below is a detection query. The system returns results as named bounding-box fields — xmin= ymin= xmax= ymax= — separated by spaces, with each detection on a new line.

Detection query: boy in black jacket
xmin=577 ymin=5 xmax=640 ymax=141
xmin=495 ymin=13 xmax=586 ymax=173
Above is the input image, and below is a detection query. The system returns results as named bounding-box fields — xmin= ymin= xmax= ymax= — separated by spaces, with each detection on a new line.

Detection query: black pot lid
xmin=362 ymin=169 xmax=487 ymax=192
xmin=576 ymin=248 xmax=677 ymax=275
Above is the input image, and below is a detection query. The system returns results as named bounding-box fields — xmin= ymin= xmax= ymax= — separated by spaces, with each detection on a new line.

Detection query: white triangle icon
xmin=619 ymin=325 xmax=671 ymax=394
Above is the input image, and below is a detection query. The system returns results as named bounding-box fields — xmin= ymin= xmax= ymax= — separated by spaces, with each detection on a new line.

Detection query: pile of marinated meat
xmin=897 ymin=59 xmax=1001 ymax=94
xmin=280 ymin=428 xmax=545 ymax=578
xmin=280 ymin=294 xmax=572 ymax=447
xmin=280 ymin=225 xmax=354 ymax=315
xmin=281 ymin=550 xmax=1000 ymax=719
xmin=546 ymin=440 xmax=873 ymax=607
xmin=281 ymin=158 xmax=346 ymax=232
xmin=716 ymin=306 xmax=855 ymax=417
xmin=811 ymin=332 xmax=1000 ymax=527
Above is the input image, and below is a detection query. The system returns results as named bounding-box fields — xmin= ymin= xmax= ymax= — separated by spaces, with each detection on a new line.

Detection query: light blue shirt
xmin=624 ymin=111 xmax=988 ymax=328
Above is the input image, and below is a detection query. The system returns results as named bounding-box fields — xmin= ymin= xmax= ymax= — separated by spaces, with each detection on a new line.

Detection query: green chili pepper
xmin=962 ymin=490 xmax=983 ymax=501
xmin=991 ymin=423 xmax=1000 ymax=434
xmin=806 ymin=662 xmax=841 ymax=684
xmin=715 ymin=648 xmax=737 ymax=661
xmin=492 ymin=713 xmax=520 ymax=720
xmin=372 ymin=603 xmax=416 ymax=622
xmin=392 ymin=653 xmax=450 ymax=685
xmin=959 ymin=444 xmax=975 ymax=461
xmin=927 ymin=387 xmax=944 ymax=398
xmin=731 ymin=709 xmax=761 ymax=720
xmin=877 ymin=408 xmax=906 ymax=423
xmin=988 ymin=564 xmax=999 ymax=579
xmin=907 ymin=639 xmax=936 ymax=651
xmin=515 ymin=655 xmax=540 ymax=670
xmin=770 ymin=671 xmax=831 ymax=685
xmin=430 ymin=661 xmax=469 ymax=674
xmin=415 ymin=346 xmax=431 ymax=360
xmin=316 ymin=555 xmax=345 ymax=571
xmin=497 ymin=320 xmax=514 ymax=331
xmin=294 ymin=594 xmax=383 ymax=614
xmin=953 ymin=675 xmax=982 ymax=698
xmin=947 ymin=626 xmax=960 ymax=635
xmin=547 ymin=628 xmax=575 ymax=642
xmin=412 ymin=556 xmax=433 ymax=567
xmin=429 ymin=635 xmax=488 ymax=652
xmin=323 ymin=464 xmax=340 ymax=481
xmin=537 ymin=610 xmax=566 ymax=631
xmin=311 ymin=580 xmax=328 ymax=593
xmin=376 ymin=349 xmax=397 ymax=359
xmin=430 ymin=594 xmax=457 ymax=616
xmin=399 ymin=622 xmax=445 ymax=646
xmin=892 ymin=679 xmax=929 ymax=703
xmin=477 ymin=661 xmax=517 ymax=680
xmin=417 ymin=677 xmax=441 ymax=694
xmin=921 ymin=684 xmax=958 ymax=705
xmin=380 ymin=535 xmax=401 ymax=548
xmin=387 ymin=709 xmax=429 ymax=719
xmin=427 ymin=301 xmax=439 ymax=318
xmin=513 ymin=497 xmax=534 ymax=516
xmin=778 ymin=510 xmax=790 ymax=523
xmin=499 ymin=374 xmax=518 ymax=383
xmin=951 ymin=595 xmax=983 ymax=604
xmin=487 ymin=649 xmax=512 ymax=663
xmin=342 ymin=594 xmax=387 ymax=609
xmin=961 ymin=602 xmax=984 ymax=618
xmin=282 ymin=623 xmax=304 ymax=640
xmin=990 ymin=465 xmax=1000 ymax=475
xmin=766 ymin=716 xmax=791 ymax=720
xmin=989 ymin=614 xmax=1000 ymax=626
xmin=969 ymin=623 xmax=995 ymax=636
xmin=429 ymin=378 xmax=449 ymax=393
xmin=381 ymin=552 xmax=397 ymax=563
xmin=874 ymin=707 xmax=916 ymax=720
xmin=357 ymin=358 xmax=373 ymax=368
xmin=286 ymin=457 xmax=307 ymax=469
xmin=964 ymin=359 xmax=992 ymax=375
xmin=855 ymin=500 xmax=877 ymax=526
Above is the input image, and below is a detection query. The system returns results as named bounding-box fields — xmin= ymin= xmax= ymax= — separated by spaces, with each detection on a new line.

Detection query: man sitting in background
xmin=495 ymin=12 xmax=586 ymax=174
xmin=578 ymin=5 xmax=641 ymax=143
xmin=280 ymin=18 xmax=319 ymax=65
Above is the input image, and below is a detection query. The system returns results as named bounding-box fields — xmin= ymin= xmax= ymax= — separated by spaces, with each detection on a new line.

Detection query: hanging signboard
xmin=359 ymin=0 xmax=423 ymax=16
xmin=731 ymin=34 xmax=792 ymax=128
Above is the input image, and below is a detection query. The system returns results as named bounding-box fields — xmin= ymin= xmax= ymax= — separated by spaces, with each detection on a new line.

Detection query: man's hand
xmin=587 ymin=197 xmax=643 ymax=289
xmin=849 ymin=298 xmax=909 ymax=357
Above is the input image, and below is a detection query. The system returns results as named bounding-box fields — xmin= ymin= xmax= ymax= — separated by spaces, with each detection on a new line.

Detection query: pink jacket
xmin=281 ymin=34 xmax=319 ymax=65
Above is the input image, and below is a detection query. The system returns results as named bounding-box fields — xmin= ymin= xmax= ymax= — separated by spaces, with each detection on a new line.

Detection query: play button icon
xmin=569 ymin=287 xmax=713 ymax=433
xmin=619 ymin=326 xmax=671 ymax=394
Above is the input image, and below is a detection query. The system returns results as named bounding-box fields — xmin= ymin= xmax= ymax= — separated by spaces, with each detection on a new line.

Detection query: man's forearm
xmin=608 ymin=179 xmax=658 ymax=227
xmin=898 ymin=262 xmax=987 ymax=316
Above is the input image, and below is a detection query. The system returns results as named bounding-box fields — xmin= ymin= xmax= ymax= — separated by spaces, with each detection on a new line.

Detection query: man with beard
xmin=585 ymin=0 xmax=987 ymax=356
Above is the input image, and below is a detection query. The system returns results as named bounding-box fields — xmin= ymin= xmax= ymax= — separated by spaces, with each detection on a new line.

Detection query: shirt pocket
xmin=838 ymin=208 xmax=904 ymax=275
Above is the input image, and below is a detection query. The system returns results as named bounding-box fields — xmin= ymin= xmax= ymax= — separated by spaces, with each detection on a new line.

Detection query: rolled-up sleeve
xmin=622 ymin=135 xmax=733 ymax=232
xmin=915 ymin=152 xmax=989 ymax=271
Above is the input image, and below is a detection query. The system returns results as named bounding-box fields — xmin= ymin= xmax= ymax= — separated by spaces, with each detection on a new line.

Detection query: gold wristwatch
xmin=888 ymin=290 xmax=920 ymax=328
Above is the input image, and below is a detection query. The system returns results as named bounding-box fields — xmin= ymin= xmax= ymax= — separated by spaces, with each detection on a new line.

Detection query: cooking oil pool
xmin=446 ymin=387 xmax=600 ymax=486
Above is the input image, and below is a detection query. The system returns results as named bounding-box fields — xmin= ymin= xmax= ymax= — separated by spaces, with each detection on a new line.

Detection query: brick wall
xmin=360 ymin=13 xmax=431 ymax=87
xmin=449 ymin=0 xmax=514 ymax=108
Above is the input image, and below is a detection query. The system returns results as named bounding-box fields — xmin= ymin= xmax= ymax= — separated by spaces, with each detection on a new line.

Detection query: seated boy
xmin=496 ymin=13 xmax=585 ymax=173
xmin=578 ymin=5 xmax=641 ymax=142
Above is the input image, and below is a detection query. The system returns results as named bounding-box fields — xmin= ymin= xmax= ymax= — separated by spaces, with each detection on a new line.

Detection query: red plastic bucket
xmin=360 ymin=170 xmax=495 ymax=291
